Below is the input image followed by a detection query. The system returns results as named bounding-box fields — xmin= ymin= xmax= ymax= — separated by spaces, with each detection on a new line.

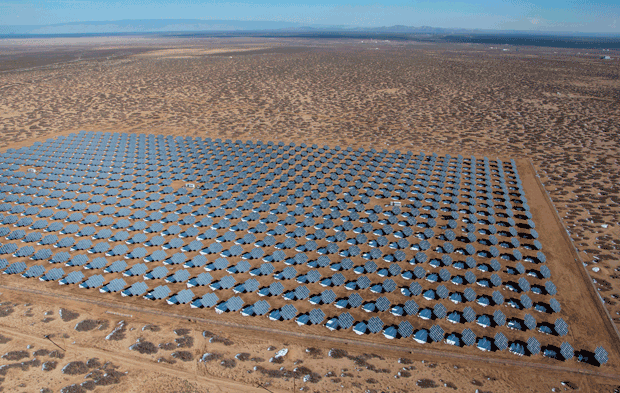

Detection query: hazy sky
xmin=1 ymin=0 xmax=619 ymax=33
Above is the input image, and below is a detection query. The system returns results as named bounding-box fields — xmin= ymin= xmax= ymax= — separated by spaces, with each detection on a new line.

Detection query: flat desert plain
xmin=0 ymin=36 xmax=619 ymax=392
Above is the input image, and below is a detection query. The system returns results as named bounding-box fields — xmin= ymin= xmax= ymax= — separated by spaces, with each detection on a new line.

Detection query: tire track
xmin=0 ymin=323 xmax=289 ymax=393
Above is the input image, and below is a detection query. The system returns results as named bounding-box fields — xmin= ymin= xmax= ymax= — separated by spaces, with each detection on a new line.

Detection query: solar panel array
xmin=0 ymin=132 xmax=608 ymax=365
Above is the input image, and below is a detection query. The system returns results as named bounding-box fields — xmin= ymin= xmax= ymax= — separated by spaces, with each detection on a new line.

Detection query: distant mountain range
xmin=0 ymin=19 xmax=301 ymax=35
xmin=1 ymin=19 xmax=618 ymax=37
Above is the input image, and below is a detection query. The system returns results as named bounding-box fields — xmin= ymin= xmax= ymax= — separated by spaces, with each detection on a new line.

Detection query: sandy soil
xmin=0 ymin=36 xmax=619 ymax=392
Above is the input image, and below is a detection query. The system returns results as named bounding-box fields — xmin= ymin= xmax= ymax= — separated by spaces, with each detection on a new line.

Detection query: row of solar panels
xmin=0 ymin=207 xmax=550 ymax=282
xmin=0 ymin=207 xmax=531 ymax=245
xmin=2 ymin=173 xmax=518 ymax=203
xmin=6 ymin=162 xmax=522 ymax=197
xmin=0 ymin=225 xmax=553 ymax=290
xmin=0 ymin=191 xmax=528 ymax=223
xmin=9 ymin=255 xmax=568 ymax=343
xmin=0 ymin=189 xmax=537 ymax=231
xmin=0 ymin=197 xmax=538 ymax=244
xmin=0 ymin=241 xmax=546 ymax=284
xmin=0 ymin=179 xmax=522 ymax=209
xmin=0 ymin=243 xmax=550 ymax=286
xmin=6 ymin=141 xmax=517 ymax=166
xmin=5 ymin=152 xmax=519 ymax=178
xmin=2 ymin=169 xmax=519 ymax=201
xmin=0 ymin=171 xmax=525 ymax=208
xmin=8 ymin=132 xmax=519 ymax=165
xmin=7 ymin=161 xmax=521 ymax=198
xmin=2 ymin=253 xmax=562 ymax=328
xmin=0 ymin=184 xmax=542 ymax=234
xmin=0 ymin=233 xmax=552 ymax=289
xmin=0 ymin=211 xmax=539 ymax=261
xmin=10 ymin=162 xmax=516 ymax=190
xmin=6 ymin=144 xmax=520 ymax=171
xmin=5 ymin=249 xmax=561 ymax=306
xmin=0 ymin=193 xmax=532 ymax=235
xmin=1 ymin=243 xmax=553 ymax=292
xmin=0 ymin=214 xmax=543 ymax=258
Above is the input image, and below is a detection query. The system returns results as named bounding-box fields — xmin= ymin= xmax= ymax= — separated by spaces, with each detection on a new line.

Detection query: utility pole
xmin=257 ymin=383 xmax=274 ymax=393
xmin=44 ymin=335 xmax=65 ymax=352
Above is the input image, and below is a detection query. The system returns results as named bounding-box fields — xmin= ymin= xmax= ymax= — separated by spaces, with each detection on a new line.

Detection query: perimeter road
xmin=529 ymin=160 xmax=620 ymax=347
xmin=1 ymin=283 xmax=619 ymax=381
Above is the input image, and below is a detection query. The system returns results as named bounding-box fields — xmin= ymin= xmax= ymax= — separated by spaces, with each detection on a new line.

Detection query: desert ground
xmin=0 ymin=36 xmax=619 ymax=392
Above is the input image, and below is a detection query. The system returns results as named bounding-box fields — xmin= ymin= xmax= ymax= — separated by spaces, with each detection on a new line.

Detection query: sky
xmin=1 ymin=0 xmax=619 ymax=33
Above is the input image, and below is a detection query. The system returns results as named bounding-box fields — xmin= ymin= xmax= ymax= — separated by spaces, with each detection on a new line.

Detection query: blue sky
xmin=1 ymin=0 xmax=619 ymax=33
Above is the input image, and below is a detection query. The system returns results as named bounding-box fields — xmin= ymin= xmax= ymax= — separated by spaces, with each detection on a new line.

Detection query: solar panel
xmin=398 ymin=321 xmax=413 ymax=337
xmin=464 ymin=288 xmax=476 ymax=302
xmin=492 ymin=290 xmax=504 ymax=305
xmin=253 ymin=262 xmax=274 ymax=276
xmin=493 ymin=310 xmax=506 ymax=326
xmin=367 ymin=317 xmax=384 ymax=333
xmin=463 ymin=307 xmax=476 ymax=322
xmin=193 ymin=293 xmax=218 ymax=308
xmin=495 ymin=332 xmax=508 ymax=351
xmin=293 ymin=285 xmax=310 ymax=300
xmin=214 ymin=257 xmax=230 ymax=271
xmin=357 ymin=276 xmax=371 ymax=289
xmin=403 ymin=299 xmax=419 ymax=315
xmin=554 ymin=318 xmax=568 ymax=336
xmin=80 ymin=274 xmax=105 ymax=289
xmin=167 ymin=269 xmax=190 ymax=283
xmin=104 ymin=260 xmax=126 ymax=273
xmin=60 ymin=270 xmax=84 ymax=285
xmin=347 ymin=292 xmax=363 ymax=308
xmin=595 ymin=346 xmax=609 ymax=364
xmin=101 ymin=278 xmax=126 ymax=293
xmin=224 ymin=296 xmax=244 ymax=312
xmin=212 ymin=275 xmax=236 ymax=290
xmin=549 ymin=298 xmax=561 ymax=313
xmin=522 ymin=314 xmax=536 ymax=330
xmin=40 ymin=267 xmax=64 ymax=281
xmin=169 ymin=289 xmax=194 ymax=304
xmin=527 ymin=337 xmax=540 ymax=355
xmin=269 ymin=282 xmax=284 ymax=296
xmin=187 ymin=272 xmax=212 ymax=287
xmin=252 ymin=300 xmax=271 ymax=316
xmin=145 ymin=266 xmax=168 ymax=280
xmin=22 ymin=264 xmax=45 ymax=278
xmin=545 ymin=281 xmax=557 ymax=295
xmin=436 ymin=285 xmax=449 ymax=299
xmin=433 ymin=303 xmax=447 ymax=319
xmin=123 ymin=281 xmax=148 ymax=296
xmin=67 ymin=254 xmax=89 ymax=267
xmin=462 ymin=328 xmax=476 ymax=346
xmin=429 ymin=325 xmax=444 ymax=342
xmin=309 ymin=309 xmax=326 ymax=325
xmin=280 ymin=304 xmax=297 ymax=320
xmin=375 ymin=297 xmax=391 ymax=312
xmin=560 ymin=342 xmax=573 ymax=360
xmin=321 ymin=290 xmax=336 ymax=304
xmin=520 ymin=294 xmax=532 ymax=309
xmin=338 ymin=312 xmax=354 ymax=329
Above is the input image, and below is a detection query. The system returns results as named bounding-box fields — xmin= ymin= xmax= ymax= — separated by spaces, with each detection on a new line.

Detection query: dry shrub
xmin=171 ymin=351 xmax=194 ymax=362
xmin=129 ymin=340 xmax=158 ymax=355
xmin=59 ymin=309 xmax=79 ymax=322
xmin=62 ymin=361 xmax=89 ymax=375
